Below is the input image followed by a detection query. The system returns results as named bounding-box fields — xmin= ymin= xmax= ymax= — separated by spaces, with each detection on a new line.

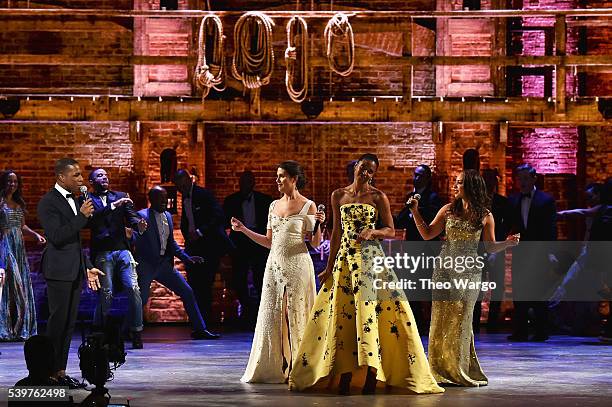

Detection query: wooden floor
xmin=1 ymin=326 xmax=611 ymax=406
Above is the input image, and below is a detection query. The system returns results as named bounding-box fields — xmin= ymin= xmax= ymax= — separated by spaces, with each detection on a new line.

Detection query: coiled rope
xmin=231 ymin=12 xmax=275 ymax=90
xmin=195 ymin=15 xmax=225 ymax=100
xmin=324 ymin=13 xmax=354 ymax=77
xmin=285 ymin=16 xmax=309 ymax=103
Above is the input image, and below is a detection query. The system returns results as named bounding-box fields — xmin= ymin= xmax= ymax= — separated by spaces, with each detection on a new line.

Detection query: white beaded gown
xmin=241 ymin=200 xmax=317 ymax=383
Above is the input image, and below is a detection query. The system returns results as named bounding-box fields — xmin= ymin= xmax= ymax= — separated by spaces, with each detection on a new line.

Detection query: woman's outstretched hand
xmin=230 ymin=217 xmax=246 ymax=232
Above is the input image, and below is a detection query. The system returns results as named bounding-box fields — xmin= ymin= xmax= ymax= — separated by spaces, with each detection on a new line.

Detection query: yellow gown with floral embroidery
xmin=289 ymin=203 xmax=444 ymax=394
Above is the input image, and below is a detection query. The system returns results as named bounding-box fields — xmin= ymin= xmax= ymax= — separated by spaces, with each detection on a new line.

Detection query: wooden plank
xmin=2 ymin=98 xmax=607 ymax=124
xmin=1 ymin=9 xmax=611 ymax=18
xmin=402 ymin=19 xmax=413 ymax=111
xmin=556 ymin=15 xmax=567 ymax=114
xmin=2 ymin=53 xmax=609 ymax=67
xmin=0 ymin=18 xmax=133 ymax=32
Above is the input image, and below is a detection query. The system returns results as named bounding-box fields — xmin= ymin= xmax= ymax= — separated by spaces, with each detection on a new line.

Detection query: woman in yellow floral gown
xmin=289 ymin=154 xmax=444 ymax=395
xmin=408 ymin=170 xmax=520 ymax=386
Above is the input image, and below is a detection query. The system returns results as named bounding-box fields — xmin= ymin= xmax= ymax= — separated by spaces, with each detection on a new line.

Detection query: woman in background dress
xmin=0 ymin=170 xmax=46 ymax=340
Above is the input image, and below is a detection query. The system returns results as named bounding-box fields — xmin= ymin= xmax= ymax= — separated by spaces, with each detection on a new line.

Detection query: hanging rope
xmin=231 ymin=12 xmax=275 ymax=90
xmin=195 ymin=15 xmax=225 ymax=100
xmin=285 ymin=16 xmax=308 ymax=103
xmin=324 ymin=13 xmax=354 ymax=77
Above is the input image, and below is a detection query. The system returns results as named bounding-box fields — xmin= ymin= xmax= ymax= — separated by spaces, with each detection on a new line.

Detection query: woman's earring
xmin=368 ymin=178 xmax=373 ymax=185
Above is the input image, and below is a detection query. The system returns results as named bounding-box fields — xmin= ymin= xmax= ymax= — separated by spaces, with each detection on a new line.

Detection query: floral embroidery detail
xmin=312 ymin=308 xmax=324 ymax=322
xmin=389 ymin=320 xmax=400 ymax=339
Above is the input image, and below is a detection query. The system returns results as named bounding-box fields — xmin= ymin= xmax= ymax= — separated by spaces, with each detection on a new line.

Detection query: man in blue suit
xmin=133 ymin=186 xmax=219 ymax=340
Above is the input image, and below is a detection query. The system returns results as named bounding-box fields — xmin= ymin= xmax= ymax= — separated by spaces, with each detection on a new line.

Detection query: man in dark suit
xmin=223 ymin=171 xmax=273 ymax=329
xmin=480 ymin=169 xmax=513 ymax=331
xmin=87 ymin=168 xmax=147 ymax=349
xmin=395 ymin=164 xmax=443 ymax=334
xmin=174 ymin=169 xmax=234 ymax=321
xmin=133 ymin=186 xmax=219 ymax=340
xmin=396 ymin=165 xmax=443 ymax=242
xmin=37 ymin=158 xmax=104 ymax=388
xmin=508 ymin=164 xmax=558 ymax=342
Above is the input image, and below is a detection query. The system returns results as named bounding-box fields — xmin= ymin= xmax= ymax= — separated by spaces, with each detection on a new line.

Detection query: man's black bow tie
xmin=521 ymin=193 xmax=531 ymax=199
xmin=65 ymin=193 xmax=74 ymax=199
xmin=97 ymin=191 xmax=108 ymax=196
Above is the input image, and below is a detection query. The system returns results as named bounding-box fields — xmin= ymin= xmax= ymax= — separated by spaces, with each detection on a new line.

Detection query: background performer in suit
xmin=88 ymin=168 xmax=147 ymax=349
xmin=395 ymin=164 xmax=442 ymax=335
xmin=134 ymin=186 xmax=219 ymax=340
xmin=508 ymin=164 xmax=557 ymax=342
xmin=174 ymin=169 xmax=234 ymax=321
xmin=223 ymin=170 xmax=273 ymax=329
xmin=37 ymin=158 xmax=104 ymax=388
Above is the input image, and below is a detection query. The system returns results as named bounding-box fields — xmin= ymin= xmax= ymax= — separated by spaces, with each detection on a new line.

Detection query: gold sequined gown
xmin=428 ymin=216 xmax=488 ymax=386
xmin=289 ymin=203 xmax=444 ymax=394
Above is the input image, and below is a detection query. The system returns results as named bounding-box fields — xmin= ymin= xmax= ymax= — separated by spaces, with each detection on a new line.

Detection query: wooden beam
xmin=2 ymin=98 xmax=607 ymax=124
xmin=1 ymin=54 xmax=610 ymax=67
xmin=556 ymin=15 xmax=567 ymax=114
xmin=402 ymin=19 xmax=413 ymax=111
xmin=1 ymin=8 xmax=611 ymax=18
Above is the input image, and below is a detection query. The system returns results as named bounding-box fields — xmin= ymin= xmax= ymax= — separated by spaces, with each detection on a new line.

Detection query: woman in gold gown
xmin=289 ymin=154 xmax=444 ymax=396
xmin=408 ymin=170 xmax=519 ymax=386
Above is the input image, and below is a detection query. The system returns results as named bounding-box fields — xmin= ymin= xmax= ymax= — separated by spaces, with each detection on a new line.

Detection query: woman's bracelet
xmin=414 ymin=220 xmax=427 ymax=228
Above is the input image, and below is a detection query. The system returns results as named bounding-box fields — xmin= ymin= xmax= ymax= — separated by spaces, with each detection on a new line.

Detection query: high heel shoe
xmin=338 ymin=372 xmax=352 ymax=396
xmin=362 ymin=368 xmax=377 ymax=395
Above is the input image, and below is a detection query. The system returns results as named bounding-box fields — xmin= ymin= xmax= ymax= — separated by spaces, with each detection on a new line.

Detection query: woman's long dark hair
xmin=451 ymin=169 xmax=490 ymax=227
xmin=0 ymin=170 xmax=27 ymax=210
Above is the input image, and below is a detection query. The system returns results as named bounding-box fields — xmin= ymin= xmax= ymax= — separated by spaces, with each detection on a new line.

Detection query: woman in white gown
xmin=232 ymin=161 xmax=325 ymax=383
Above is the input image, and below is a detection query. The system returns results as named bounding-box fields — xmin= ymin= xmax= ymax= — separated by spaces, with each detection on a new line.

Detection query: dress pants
xmin=138 ymin=258 xmax=207 ymax=332
xmin=46 ymin=275 xmax=82 ymax=372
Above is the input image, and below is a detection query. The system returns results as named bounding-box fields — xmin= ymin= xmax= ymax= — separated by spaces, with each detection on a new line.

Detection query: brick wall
xmin=435 ymin=0 xmax=496 ymax=97
xmin=519 ymin=0 xmax=579 ymax=97
xmin=204 ymin=123 xmax=437 ymax=216
xmin=0 ymin=0 xmax=134 ymax=93
xmin=585 ymin=1 xmax=612 ymax=96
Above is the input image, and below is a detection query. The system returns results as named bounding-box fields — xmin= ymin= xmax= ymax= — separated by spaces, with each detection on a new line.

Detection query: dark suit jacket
xmin=509 ymin=189 xmax=557 ymax=297
xmin=88 ymin=190 xmax=141 ymax=256
xmin=508 ymin=189 xmax=557 ymax=241
xmin=223 ymin=190 xmax=273 ymax=246
xmin=37 ymin=188 xmax=92 ymax=281
xmin=395 ymin=187 xmax=443 ymax=241
xmin=133 ymin=208 xmax=189 ymax=271
xmin=180 ymin=185 xmax=234 ymax=257
xmin=491 ymin=193 xmax=512 ymax=242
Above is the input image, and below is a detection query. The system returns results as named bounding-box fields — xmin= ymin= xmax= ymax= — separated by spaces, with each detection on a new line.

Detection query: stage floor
xmin=1 ymin=327 xmax=611 ymax=406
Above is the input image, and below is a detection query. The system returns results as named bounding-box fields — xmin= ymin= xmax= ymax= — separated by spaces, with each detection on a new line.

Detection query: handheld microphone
xmin=313 ymin=204 xmax=326 ymax=233
xmin=406 ymin=193 xmax=421 ymax=205
xmin=79 ymin=186 xmax=89 ymax=201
